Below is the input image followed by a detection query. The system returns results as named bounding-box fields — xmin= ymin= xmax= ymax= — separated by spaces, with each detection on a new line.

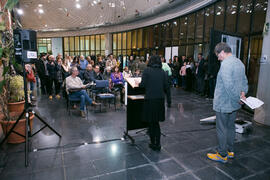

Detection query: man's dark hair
xmin=215 ymin=42 xmax=232 ymax=54
xmin=198 ymin=53 xmax=203 ymax=56
xmin=147 ymin=55 xmax=162 ymax=68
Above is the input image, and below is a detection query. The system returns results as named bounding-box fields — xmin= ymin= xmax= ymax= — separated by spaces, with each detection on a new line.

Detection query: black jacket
xmin=35 ymin=58 xmax=47 ymax=78
xmin=84 ymin=70 xmax=95 ymax=84
xmin=139 ymin=67 xmax=170 ymax=100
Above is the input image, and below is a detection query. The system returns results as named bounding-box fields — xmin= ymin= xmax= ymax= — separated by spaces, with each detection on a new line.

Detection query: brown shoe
xmin=80 ymin=110 xmax=86 ymax=118
xmin=92 ymin=101 xmax=101 ymax=106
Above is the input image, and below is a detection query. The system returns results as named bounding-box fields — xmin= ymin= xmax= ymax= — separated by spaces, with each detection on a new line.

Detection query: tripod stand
xmin=0 ymin=61 xmax=61 ymax=167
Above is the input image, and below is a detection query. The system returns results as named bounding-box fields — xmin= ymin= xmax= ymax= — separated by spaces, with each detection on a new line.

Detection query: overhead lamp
xmin=45 ymin=24 xmax=48 ymax=27
xmin=93 ymin=0 xmax=97 ymax=4
xmin=38 ymin=4 xmax=43 ymax=7
xmin=38 ymin=9 xmax=44 ymax=14
xmin=76 ymin=3 xmax=81 ymax=8
xmin=76 ymin=0 xmax=79 ymax=2
xmin=231 ymin=10 xmax=236 ymax=14
xmin=216 ymin=12 xmax=221 ymax=15
xmin=17 ymin=9 xmax=24 ymax=15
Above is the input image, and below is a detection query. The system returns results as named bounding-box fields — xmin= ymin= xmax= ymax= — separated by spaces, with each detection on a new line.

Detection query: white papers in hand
xmin=241 ymin=96 xmax=264 ymax=109
xmin=125 ymin=77 xmax=141 ymax=88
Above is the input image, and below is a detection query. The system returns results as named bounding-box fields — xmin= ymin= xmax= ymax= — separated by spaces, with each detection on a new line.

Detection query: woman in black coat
xmin=139 ymin=55 xmax=170 ymax=151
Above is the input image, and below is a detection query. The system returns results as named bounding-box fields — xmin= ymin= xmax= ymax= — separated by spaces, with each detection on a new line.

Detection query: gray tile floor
xmin=1 ymin=88 xmax=270 ymax=180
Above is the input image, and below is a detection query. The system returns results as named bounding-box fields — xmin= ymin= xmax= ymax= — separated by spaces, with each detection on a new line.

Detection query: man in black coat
xmin=35 ymin=53 xmax=49 ymax=94
xmin=196 ymin=53 xmax=205 ymax=95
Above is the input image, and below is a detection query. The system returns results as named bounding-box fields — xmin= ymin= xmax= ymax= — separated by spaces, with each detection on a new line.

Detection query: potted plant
xmin=0 ymin=0 xmax=34 ymax=143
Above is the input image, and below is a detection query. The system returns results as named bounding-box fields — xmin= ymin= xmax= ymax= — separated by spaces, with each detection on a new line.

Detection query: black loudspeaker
xmin=14 ymin=29 xmax=37 ymax=63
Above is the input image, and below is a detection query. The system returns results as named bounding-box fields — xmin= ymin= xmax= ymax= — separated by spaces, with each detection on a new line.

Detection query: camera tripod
xmin=0 ymin=61 xmax=61 ymax=167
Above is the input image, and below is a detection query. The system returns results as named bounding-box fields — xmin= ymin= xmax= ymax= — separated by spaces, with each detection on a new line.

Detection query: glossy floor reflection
xmin=1 ymin=88 xmax=270 ymax=180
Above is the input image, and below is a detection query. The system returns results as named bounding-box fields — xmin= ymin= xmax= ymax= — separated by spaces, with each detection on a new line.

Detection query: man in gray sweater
xmin=207 ymin=42 xmax=248 ymax=163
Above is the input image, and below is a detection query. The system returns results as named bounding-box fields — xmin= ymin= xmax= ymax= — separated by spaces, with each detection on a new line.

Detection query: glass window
xmin=96 ymin=35 xmax=100 ymax=51
xmin=100 ymin=35 xmax=105 ymax=50
xmin=143 ymin=28 xmax=149 ymax=48
xmin=148 ymin=26 xmax=154 ymax=48
xmin=64 ymin=37 xmax=69 ymax=51
xmin=195 ymin=10 xmax=204 ymax=43
xmin=180 ymin=17 xmax=187 ymax=45
xmin=70 ymin=37 xmax=74 ymax=51
xmin=127 ymin=32 xmax=132 ymax=49
xmin=214 ymin=1 xmax=225 ymax=31
xmin=132 ymin=30 xmax=137 ymax=49
xmin=75 ymin=37 xmax=79 ymax=51
xmin=85 ymin=36 xmax=89 ymax=50
xmin=252 ymin=0 xmax=268 ymax=33
xmin=122 ymin=33 xmax=127 ymax=49
xmin=117 ymin=33 xmax=122 ymax=50
xmin=90 ymin=36 xmax=95 ymax=51
xmin=80 ymin=36 xmax=85 ymax=51
xmin=187 ymin=45 xmax=194 ymax=58
xmin=238 ymin=0 xmax=252 ymax=34
xmin=187 ymin=14 xmax=195 ymax=44
xmin=153 ymin=25 xmax=159 ymax=47
xmin=137 ymin=29 xmax=143 ymax=49
xmin=179 ymin=46 xmax=186 ymax=56
xmin=164 ymin=22 xmax=172 ymax=47
xmin=113 ymin=34 xmax=117 ymax=50
xmin=225 ymin=0 xmax=238 ymax=32
xmin=172 ymin=19 xmax=179 ymax=46
xmin=204 ymin=5 xmax=214 ymax=42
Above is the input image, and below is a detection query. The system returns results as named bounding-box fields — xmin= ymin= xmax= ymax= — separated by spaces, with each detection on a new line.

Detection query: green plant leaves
xmin=4 ymin=0 xmax=19 ymax=11
xmin=2 ymin=66 xmax=9 ymax=76
xmin=0 ymin=22 xmax=5 ymax=31
xmin=0 ymin=80 xmax=6 ymax=93
xmin=0 ymin=47 xmax=2 ymax=58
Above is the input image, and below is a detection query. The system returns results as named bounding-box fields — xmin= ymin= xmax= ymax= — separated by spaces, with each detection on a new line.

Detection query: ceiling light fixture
xmin=45 ymin=24 xmax=48 ymax=27
xmin=93 ymin=0 xmax=97 ymax=4
xmin=231 ymin=10 xmax=236 ymax=14
xmin=76 ymin=0 xmax=79 ymax=2
xmin=17 ymin=9 xmax=24 ymax=15
xmin=38 ymin=4 xmax=43 ymax=7
xmin=38 ymin=9 xmax=44 ymax=14
xmin=76 ymin=3 xmax=81 ymax=9
xmin=216 ymin=12 xmax=221 ymax=15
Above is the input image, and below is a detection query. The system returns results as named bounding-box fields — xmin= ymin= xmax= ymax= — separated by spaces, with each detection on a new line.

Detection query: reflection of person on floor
xmin=137 ymin=55 xmax=170 ymax=151
xmin=207 ymin=42 xmax=248 ymax=163
xmin=66 ymin=67 xmax=100 ymax=118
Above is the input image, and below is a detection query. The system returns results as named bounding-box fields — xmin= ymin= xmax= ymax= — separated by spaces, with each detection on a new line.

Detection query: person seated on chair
xmin=83 ymin=64 xmax=95 ymax=84
xmin=132 ymin=68 xmax=142 ymax=77
xmin=111 ymin=66 xmax=124 ymax=104
xmin=93 ymin=65 xmax=104 ymax=81
xmin=66 ymin=66 xmax=100 ymax=118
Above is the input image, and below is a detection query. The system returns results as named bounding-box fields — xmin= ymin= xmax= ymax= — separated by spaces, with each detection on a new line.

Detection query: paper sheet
xmin=241 ymin=96 xmax=264 ymax=109
xmin=125 ymin=77 xmax=141 ymax=88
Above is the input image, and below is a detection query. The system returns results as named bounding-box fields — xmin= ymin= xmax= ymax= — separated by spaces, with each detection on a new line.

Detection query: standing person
xmin=196 ymin=53 xmax=205 ymax=95
xmin=35 ymin=53 xmax=49 ymax=95
xmin=161 ymin=56 xmax=172 ymax=107
xmin=137 ymin=55 xmax=170 ymax=151
xmin=47 ymin=55 xmax=60 ymax=100
xmin=111 ymin=66 xmax=124 ymax=104
xmin=207 ymin=43 xmax=248 ymax=163
xmin=78 ymin=55 xmax=88 ymax=79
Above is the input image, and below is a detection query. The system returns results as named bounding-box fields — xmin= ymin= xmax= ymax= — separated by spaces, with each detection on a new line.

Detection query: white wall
xmin=52 ymin=38 xmax=63 ymax=57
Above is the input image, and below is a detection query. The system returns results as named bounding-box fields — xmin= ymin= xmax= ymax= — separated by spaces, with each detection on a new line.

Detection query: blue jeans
xmin=69 ymin=90 xmax=92 ymax=111
xmin=216 ymin=111 xmax=237 ymax=157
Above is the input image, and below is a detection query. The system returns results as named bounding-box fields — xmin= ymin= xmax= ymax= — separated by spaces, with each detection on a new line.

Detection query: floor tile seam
xmin=239 ymin=167 xmax=270 ymax=180
xmin=89 ymin=163 xmax=150 ymax=179
xmin=61 ymin=147 xmax=67 ymax=180
xmin=250 ymin=154 xmax=270 ymax=165
xmin=215 ymin=166 xmax=235 ymax=180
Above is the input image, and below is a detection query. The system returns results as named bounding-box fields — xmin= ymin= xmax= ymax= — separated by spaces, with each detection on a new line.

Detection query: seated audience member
xmin=111 ymin=66 xmax=124 ymax=103
xmin=122 ymin=66 xmax=132 ymax=79
xmin=133 ymin=68 xmax=141 ymax=77
xmin=103 ymin=67 xmax=112 ymax=81
xmin=70 ymin=56 xmax=79 ymax=68
xmin=93 ymin=65 xmax=104 ymax=81
xmin=66 ymin=67 xmax=99 ymax=117
xmin=83 ymin=64 xmax=95 ymax=84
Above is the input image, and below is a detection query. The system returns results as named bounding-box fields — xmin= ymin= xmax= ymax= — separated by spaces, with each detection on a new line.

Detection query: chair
xmin=93 ymin=80 xmax=116 ymax=112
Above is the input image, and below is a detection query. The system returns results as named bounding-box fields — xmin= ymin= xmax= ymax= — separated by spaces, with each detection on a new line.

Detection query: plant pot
xmin=7 ymin=101 xmax=25 ymax=113
xmin=0 ymin=112 xmax=34 ymax=144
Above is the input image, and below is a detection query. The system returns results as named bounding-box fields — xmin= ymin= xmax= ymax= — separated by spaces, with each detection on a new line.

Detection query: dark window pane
xmin=122 ymin=33 xmax=127 ymax=49
xmin=187 ymin=14 xmax=195 ymax=44
xmin=137 ymin=29 xmax=143 ymax=49
xmin=127 ymin=31 xmax=132 ymax=49
xmin=153 ymin=25 xmax=159 ymax=47
xmin=252 ymin=0 xmax=268 ymax=33
xmin=179 ymin=46 xmax=186 ymax=56
xmin=132 ymin=30 xmax=137 ymax=49
xmin=204 ymin=5 xmax=214 ymax=42
xmin=187 ymin=45 xmax=194 ymax=58
xmin=225 ymin=0 xmax=238 ymax=32
xmin=117 ymin=33 xmax=122 ymax=50
xmin=143 ymin=28 xmax=149 ymax=48
xmin=172 ymin=19 xmax=179 ymax=45
xmin=238 ymin=0 xmax=252 ymax=34
xmin=180 ymin=16 xmax=188 ymax=44
xmin=113 ymin=34 xmax=117 ymax=50
xmin=214 ymin=0 xmax=225 ymax=31
xmin=149 ymin=26 xmax=154 ymax=48
xmin=195 ymin=10 xmax=204 ymax=43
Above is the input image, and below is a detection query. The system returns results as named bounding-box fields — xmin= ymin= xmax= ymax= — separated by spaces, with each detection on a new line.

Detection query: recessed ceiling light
xmin=17 ymin=9 xmax=23 ymax=15
xmin=38 ymin=9 xmax=44 ymax=14
xmin=45 ymin=24 xmax=48 ymax=27
xmin=93 ymin=0 xmax=97 ymax=4
xmin=76 ymin=0 xmax=79 ymax=2
xmin=76 ymin=3 xmax=81 ymax=8
xmin=38 ymin=4 xmax=43 ymax=7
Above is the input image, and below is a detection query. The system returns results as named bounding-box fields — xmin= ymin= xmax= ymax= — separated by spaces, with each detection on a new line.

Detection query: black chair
xmin=93 ymin=80 xmax=116 ymax=112
xmin=66 ymin=89 xmax=89 ymax=118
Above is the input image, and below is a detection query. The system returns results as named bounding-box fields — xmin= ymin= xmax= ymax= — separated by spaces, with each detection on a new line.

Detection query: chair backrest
xmin=95 ymin=80 xmax=109 ymax=88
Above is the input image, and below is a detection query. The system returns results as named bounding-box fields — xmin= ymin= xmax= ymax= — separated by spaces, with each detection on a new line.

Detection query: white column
xmin=105 ymin=33 xmax=112 ymax=56
xmin=254 ymin=1 xmax=270 ymax=125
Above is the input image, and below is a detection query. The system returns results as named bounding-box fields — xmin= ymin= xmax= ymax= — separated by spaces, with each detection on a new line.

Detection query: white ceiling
xmin=18 ymin=0 xmax=192 ymax=31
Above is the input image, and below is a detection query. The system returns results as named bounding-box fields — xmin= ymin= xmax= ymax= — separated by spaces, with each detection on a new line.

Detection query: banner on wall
xmin=165 ymin=47 xmax=171 ymax=63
